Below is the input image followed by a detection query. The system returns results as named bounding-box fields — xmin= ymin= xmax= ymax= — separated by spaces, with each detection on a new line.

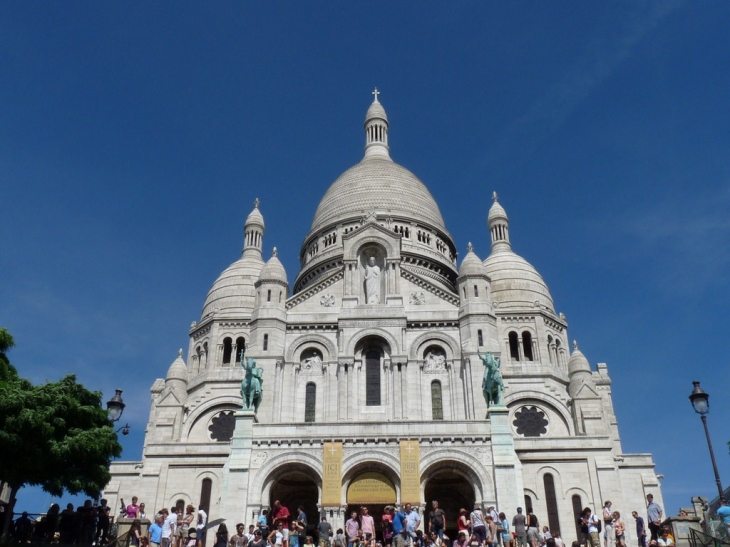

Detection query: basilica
xmin=107 ymin=93 xmax=662 ymax=543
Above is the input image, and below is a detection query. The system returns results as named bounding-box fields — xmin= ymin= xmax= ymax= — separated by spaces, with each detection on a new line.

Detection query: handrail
xmin=689 ymin=527 xmax=730 ymax=547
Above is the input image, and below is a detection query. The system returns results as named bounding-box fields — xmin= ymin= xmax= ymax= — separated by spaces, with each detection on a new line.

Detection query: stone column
xmin=488 ymin=405 xmax=523 ymax=514
xmin=220 ymin=410 xmax=256 ymax=527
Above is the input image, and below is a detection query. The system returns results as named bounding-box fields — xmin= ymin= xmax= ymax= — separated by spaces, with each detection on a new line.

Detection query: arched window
xmin=222 ymin=337 xmax=232 ymax=365
xmin=547 ymin=335 xmax=554 ymax=364
xmin=199 ymin=478 xmax=212 ymax=516
xmin=524 ymin=494 xmax=533 ymax=513
xmin=474 ymin=285 xmax=479 ymax=297
xmin=477 ymin=329 xmax=484 ymax=347
xmin=572 ymin=495 xmax=583 ymax=541
xmin=235 ymin=337 xmax=246 ymax=364
xmin=365 ymin=349 xmax=381 ymax=406
xmin=304 ymin=383 xmax=316 ymax=423
xmin=544 ymin=473 xmax=560 ymax=535
xmin=175 ymin=499 xmax=184 ymax=513
xmin=522 ymin=331 xmax=534 ymax=361
xmin=263 ymin=334 xmax=269 ymax=351
xmin=509 ymin=331 xmax=520 ymax=361
xmin=431 ymin=380 xmax=443 ymax=420
xmin=267 ymin=289 xmax=271 ymax=302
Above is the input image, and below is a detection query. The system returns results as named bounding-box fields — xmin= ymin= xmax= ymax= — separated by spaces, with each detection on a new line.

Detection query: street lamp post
xmin=106 ymin=388 xmax=130 ymax=436
xmin=689 ymin=381 xmax=725 ymax=504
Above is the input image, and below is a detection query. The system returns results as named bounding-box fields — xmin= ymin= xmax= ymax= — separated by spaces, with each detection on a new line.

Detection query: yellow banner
xmin=400 ymin=440 xmax=420 ymax=504
xmin=347 ymin=472 xmax=397 ymax=504
xmin=322 ymin=442 xmax=342 ymax=506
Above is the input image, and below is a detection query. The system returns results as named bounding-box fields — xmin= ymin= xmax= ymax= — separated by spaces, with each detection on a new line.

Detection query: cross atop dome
xmin=254 ymin=198 xmax=260 ymax=209
xmin=363 ymin=88 xmax=390 ymax=160
xmin=372 ymin=87 xmax=380 ymax=103
xmin=492 ymin=191 xmax=499 ymax=203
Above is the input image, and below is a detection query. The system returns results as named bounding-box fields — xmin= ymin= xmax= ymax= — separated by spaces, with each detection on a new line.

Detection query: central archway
xmin=424 ymin=468 xmax=475 ymax=541
xmin=346 ymin=472 xmax=397 ymax=543
xmin=269 ymin=465 xmax=319 ymax=538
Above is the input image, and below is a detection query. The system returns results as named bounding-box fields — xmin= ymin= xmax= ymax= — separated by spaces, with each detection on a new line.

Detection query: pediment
xmin=158 ymin=389 xmax=183 ymax=406
xmin=572 ymin=381 xmax=599 ymax=399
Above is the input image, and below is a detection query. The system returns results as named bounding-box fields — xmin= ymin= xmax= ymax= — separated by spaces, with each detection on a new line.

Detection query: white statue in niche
xmin=363 ymin=256 xmax=381 ymax=304
xmin=301 ymin=352 xmax=323 ymax=375
xmin=423 ymin=350 xmax=447 ymax=373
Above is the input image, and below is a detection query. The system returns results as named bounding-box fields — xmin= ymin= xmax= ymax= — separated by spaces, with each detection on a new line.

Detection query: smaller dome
xmin=246 ymin=198 xmax=264 ymax=228
xmin=488 ymin=196 xmax=508 ymax=224
xmin=365 ymin=99 xmax=388 ymax=123
xmin=258 ymin=248 xmax=288 ymax=284
xmin=484 ymin=250 xmax=555 ymax=312
xmin=459 ymin=243 xmax=486 ymax=277
xmin=567 ymin=342 xmax=591 ymax=376
xmin=166 ymin=349 xmax=187 ymax=382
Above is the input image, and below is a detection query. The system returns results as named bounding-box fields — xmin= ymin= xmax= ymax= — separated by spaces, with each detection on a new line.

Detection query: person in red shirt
xmin=273 ymin=501 xmax=291 ymax=547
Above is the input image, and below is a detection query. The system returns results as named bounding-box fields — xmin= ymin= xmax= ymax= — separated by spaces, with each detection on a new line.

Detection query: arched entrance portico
xmin=423 ymin=465 xmax=477 ymax=541
xmin=343 ymin=460 xmax=400 ymax=543
xmin=268 ymin=463 xmax=320 ymax=538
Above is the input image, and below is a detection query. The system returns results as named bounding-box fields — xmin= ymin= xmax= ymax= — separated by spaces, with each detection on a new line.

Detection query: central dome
xmin=310 ymin=157 xmax=447 ymax=233
xmin=309 ymin=92 xmax=447 ymax=235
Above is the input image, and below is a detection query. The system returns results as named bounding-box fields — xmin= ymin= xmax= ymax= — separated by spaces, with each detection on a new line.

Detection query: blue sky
xmin=3 ymin=1 xmax=729 ymax=517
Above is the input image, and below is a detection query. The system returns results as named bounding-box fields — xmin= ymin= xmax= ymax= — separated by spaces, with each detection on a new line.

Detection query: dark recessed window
xmin=366 ymin=350 xmax=381 ymax=406
xmin=513 ymin=406 xmax=548 ymax=437
xmin=209 ymin=411 xmax=236 ymax=442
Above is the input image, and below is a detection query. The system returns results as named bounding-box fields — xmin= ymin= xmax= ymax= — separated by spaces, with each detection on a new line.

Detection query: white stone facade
xmin=107 ymin=94 xmax=662 ymax=545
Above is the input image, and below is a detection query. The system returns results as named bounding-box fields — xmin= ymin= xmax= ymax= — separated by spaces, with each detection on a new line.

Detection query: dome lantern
xmin=243 ymin=198 xmax=265 ymax=258
xmin=488 ymin=192 xmax=511 ymax=252
xmin=363 ymin=88 xmax=391 ymax=161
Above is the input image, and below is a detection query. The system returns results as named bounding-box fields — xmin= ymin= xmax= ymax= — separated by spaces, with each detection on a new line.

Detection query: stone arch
xmin=183 ymin=396 xmax=243 ymax=440
xmin=419 ymin=450 xmax=493 ymax=502
xmin=409 ymin=331 xmax=460 ymax=361
xmin=285 ymin=333 xmax=337 ymax=363
xmin=504 ymin=390 xmax=574 ymax=436
xmin=250 ymin=451 xmax=323 ymax=506
xmin=168 ymin=492 xmax=191 ymax=508
xmin=346 ymin=234 xmax=397 ymax=261
xmin=524 ymin=487 xmax=540 ymax=503
xmin=346 ymin=329 xmax=400 ymax=356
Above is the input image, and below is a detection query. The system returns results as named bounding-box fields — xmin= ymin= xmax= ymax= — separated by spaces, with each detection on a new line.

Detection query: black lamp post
xmin=689 ymin=381 xmax=725 ymax=504
xmin=106 ymin=389 xmax=130 ymax=436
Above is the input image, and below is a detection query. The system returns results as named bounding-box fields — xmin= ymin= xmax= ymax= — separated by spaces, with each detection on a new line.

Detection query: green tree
xmin=0 ymin=330 xmax=123 ymax=540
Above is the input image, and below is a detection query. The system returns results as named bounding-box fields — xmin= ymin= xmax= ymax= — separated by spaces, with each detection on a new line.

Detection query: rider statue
xmin=239 ymin=347 xmax=263 ymax=413
xmin=478 ymin=352 xmax=504 ymax=408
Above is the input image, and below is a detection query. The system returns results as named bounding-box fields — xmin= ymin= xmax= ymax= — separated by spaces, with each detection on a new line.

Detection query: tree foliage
xmin=0 ymin=329 xmax=123 ymax=537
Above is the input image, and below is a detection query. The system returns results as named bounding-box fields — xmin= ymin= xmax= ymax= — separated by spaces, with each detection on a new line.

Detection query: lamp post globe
xmin=689 ymin=381 xmax=709 ymax=415
xmin=688 ymin=381 xmax=725 ymax=504
xmin=106 ymin=389 xmax=126 ymax=422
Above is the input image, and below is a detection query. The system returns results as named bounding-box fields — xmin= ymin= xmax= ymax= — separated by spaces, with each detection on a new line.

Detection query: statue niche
xmin=360 ymin=251 xmax=384 ymax=304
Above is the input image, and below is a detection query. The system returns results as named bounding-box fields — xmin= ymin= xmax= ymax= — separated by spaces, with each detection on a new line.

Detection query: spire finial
xmin=372 ymin=87 xmax=380 ymax=103
xmin=254 ymin=198 xmax=260 ymax=209
xmin=492 ymin=191 xmax=499 ymax=203
xmin=178 ymin=348 xmax=183 ymax=358
xmin=467 ymin=242 xmax=474 ymax=252
xmin=573 ymin=340 xmax=578 ymax=350
xmin=272 ymin=246 xmax=278 ymax=257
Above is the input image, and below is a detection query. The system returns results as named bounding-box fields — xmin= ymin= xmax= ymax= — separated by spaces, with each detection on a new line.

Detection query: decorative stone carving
xmin=251 ymin=451 xmax=269 ymax=467
xmin=410 ymin=292 xmax=426 ymax=305
xmin=363 ymin=256 xmax=381 ymax=304
xmin=320 ymin=293 xmax=335 ymax=307
xmin=513 ymin=406 xmax=549 ymax=437
xmin=422 ymin=350 xmax=447 ymax=373
xmin=208 ymin=411 xmax=236 ymax=442
xmin=300 ymin=353 xmax=324 ymax=375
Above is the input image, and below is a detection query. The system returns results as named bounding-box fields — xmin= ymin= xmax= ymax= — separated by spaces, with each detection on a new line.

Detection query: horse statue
xmin=478 ymin=352 xmax=504 ymax=407
xmin=239 ymin=348 xmax=263 ymax=413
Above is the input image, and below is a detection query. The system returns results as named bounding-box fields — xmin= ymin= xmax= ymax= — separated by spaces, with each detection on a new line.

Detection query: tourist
xmin=150 ymin=514 xmax=164 ymax=547
xmin=646 ymin=495 xmax=662 ymax=543
xmin=130 ymin=519 xmax=144 ymax=547
xmin=382 ymin=507 xmax=394 ymax=546
xmin=717 ymin=502 xmax=730 ymax=537
xmin=656 ymin=529 xmax=673 ymax=547
xmin=458 ymin=510 xmax=470 ymax=536
xmin=613 ymin=512 xmax=625 ymax=547
xmin=139 ymin=503 xmax=148 ymax=520
xmin=13 ymin=512 xmax=33 ymax=543
xmin=552 ymin=533 xmax=563 ymax=547
xmin=581 ymin=508 xmax=600 ymax=547
xmin=198 ymin=507 xmax=208 ymax=547
xmin=405 ymin=504 xmax=421 ymax=541
xmin=97 ymin=500 xmax=111 ymax=545
xmin=631 ymin=512 xmax=646 ymax=547
xmin=250 ymin=529 xmax=266 ymax=547
xmin=539 ymin=527 xmax=551 ymax=547
xmin=602 ymin=503 xmax=614 ymax=547
xmin=346 ymin=512 xmax=360 ymax=547
xmin=512 ymin=509 xmax=526 ymax=547
xmin=392 ymin=506 xmax=408 ymax=547
xmin=214 ymin=523 xmax=229 ymax=547
xmin=429 ymin=501 xmax=446 ymax=540
xmin=362 ymin=507 xmax=376 ymax=543
xmin=162 ymin=509 xmax=176 ymax=547
xmin=297 ymin=506 xmax=308 ymax=547
xmin=229 ymin=523 xmax=248 ymax=547
xmin=318 ymin=516 xmax=333 ymax=547
xmin=498 ymin=514 xmax=510 ymax=547
xmin=525 ymin=510 xmax=539 ymax=547
xmin=270 ymin=523 xmax=286 ymax=547
xmin=257 ymin=510 xmax=269 ymax=539
xmin=291 ymin=520 xmax=303 ymax=547
xmin=454 ymin=531 xmax=470 ymax=547
xmin=246 ymin=525 xmax=256 ymax=545
xmin=127 ymin=497 xmax=142 ymax=519
xmin=187 ymin=529 xmax=198 ymax=547
xmin=333 ymin=529 xmax=346 ymax=547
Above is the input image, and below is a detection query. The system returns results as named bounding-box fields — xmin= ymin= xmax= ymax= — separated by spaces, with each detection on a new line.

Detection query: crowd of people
xmin=6 ymin=491 xmax=692 ymax=547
